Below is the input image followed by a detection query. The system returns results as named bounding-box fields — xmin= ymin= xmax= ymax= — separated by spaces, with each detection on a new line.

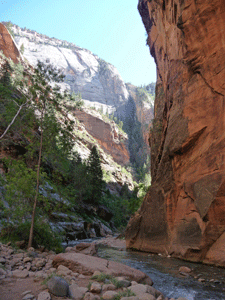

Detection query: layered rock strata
xmin=126 ymin=0 xmax=225 ymax=266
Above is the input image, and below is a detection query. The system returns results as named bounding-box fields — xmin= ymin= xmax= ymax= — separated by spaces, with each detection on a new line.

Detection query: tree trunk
xmin=27 ymin=108 xmax=44 ymax=249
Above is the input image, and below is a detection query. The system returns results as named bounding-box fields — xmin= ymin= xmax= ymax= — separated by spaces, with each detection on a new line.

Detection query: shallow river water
xmin=97 ymin=246 xmax=225 ymax=300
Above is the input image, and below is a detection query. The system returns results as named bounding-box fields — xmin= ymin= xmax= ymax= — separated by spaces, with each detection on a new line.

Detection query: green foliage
xmin=0 ymin=220 xmax=62 ymax=252
xmin=20 ymin=43 xmax=25 ymax=55
xmin=87 ymin=146 xmax=105 ymax=204
xmin=5 ymin=21 xmax=15 ymax=38
xmin=91 ymin=272 xmax=112 ymax=282
xmin=113 ymin=289 xmax=136 ymax=300
xmin=2 ymin=159 xmax=46 ymax=222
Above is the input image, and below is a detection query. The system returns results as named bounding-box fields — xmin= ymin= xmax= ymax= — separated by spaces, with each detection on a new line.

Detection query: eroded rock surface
xmin=126 ymin=0 xmax=225 ymax=266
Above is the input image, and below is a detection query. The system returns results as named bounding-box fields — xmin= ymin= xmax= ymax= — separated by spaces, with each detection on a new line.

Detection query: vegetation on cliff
xmin=0 ymin=53 xmax=146 ymax=249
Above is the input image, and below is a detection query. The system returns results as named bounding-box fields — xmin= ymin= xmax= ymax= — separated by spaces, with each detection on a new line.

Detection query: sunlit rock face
xmin=126 ymin=0 xmax=225 ymax=266
xmin=12 ymin=25 xmax=129 ymax=112
xmin=72 ymin=108 xmax=130 ymax=166
xmin=0 ymin=23 xmax=21 ymax=63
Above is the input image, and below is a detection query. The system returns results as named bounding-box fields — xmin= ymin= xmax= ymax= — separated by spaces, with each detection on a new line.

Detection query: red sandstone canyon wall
xmin=126 ymin=0 xmax=225 ymax=266
xmin=0 ymin=23 xmax=21 ymax=63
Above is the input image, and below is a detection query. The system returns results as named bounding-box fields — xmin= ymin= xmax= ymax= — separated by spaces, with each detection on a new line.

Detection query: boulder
xmin=84 ymin=293 xmax=101 ymax=300
xmin=37 ymin=291 xmax=51 ymax=300
xmin=102 ymin=291 xmax=118 ymax=300
xmin=90 ymin=282 xmax=102 ymax=293
xmin=69 ymin=284 xmax=88 ymax=300
xmin=52 ymin=252 xmax=152 ymax=283
xmin=12 ymin=269 xmax=29 ymax=278
xmin=47 ymin=276 xmax=69 ymax=297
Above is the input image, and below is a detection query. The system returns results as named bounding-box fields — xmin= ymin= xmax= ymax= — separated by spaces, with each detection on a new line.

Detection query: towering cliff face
xmin=126 ymin=0 xmax=225 ymax=266
xmin=10 ymin=24 xmax=129 ymax=112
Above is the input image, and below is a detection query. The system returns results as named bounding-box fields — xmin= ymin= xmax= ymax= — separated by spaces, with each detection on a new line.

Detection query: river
xmin=97 ymin=246 xmax=225 ymax=300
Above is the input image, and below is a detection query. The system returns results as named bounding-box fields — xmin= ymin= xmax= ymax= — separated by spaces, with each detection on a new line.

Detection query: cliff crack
xmin=199 ymin=72 xmax=224 ymax=98
xmin=57 ymin=46 xmax=77 ymax=75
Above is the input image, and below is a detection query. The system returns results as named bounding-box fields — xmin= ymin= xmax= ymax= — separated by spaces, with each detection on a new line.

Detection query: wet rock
xmin=47 ymin=276 xmax=69 ymax=297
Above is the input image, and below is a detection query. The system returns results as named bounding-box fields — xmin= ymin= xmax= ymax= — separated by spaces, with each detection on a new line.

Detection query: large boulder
xmin=52 ymin=252 xmax=152 ymax=283
xmin=47 ymin=276 xmax=69 ymax=297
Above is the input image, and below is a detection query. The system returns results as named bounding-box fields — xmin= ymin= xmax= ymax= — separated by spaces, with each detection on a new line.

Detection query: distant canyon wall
xmin=126 ymin=0 xmax=225 ymax=266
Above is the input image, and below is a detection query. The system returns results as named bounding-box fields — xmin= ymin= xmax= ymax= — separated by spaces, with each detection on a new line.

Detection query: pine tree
xmin=87 ymin=146 xmax=104 ymax=204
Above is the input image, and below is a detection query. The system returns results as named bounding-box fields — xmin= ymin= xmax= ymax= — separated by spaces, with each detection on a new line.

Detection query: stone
xmin=0 ymin=268 xmax=7 ymax=275
xmin=120 ymin=297 xmax=139 ymax=300
xmin=22 ymin=294 xmax=35 ymax=300
xmin=90 ymin=282 xmax=102 ymax=293
xmin=179 ymin=266 xmax=191 ymax=274
xmin=78 ymin=274 xmax=86 ymax=279
xmin=128 ymin=284 xmax=149 ymax=296
xmin=24 ymin=257 xmax=33 ymax=263
xmin=141 ymin=294 xmax=156 ymax=300
xmin=69 ymin=284 xmax=88 ymax=300
xmin=21 ymin=291 xmax=32 ymax=296
xmin=126 ymin=0 xmax=225 ymax=267
xmin=177 ymin=298 xmax=188 ymax=300
xmin=102 ymin=284 xmax=116 ymax=291
xmin=102 ymin=291 xmax=118 ymax=300
xmin=36 ymin=259 xmax=46 ymax=268
xmin=37 ymin=291 xmax=51 ymax=300
xmin=47 ymin=276 xmax=69 ymax=297
xmin=12 ymin=269 xmax=29 ymax=278
xmin=92 ymin=271 xmax=102 ymax=277
xmin=0 ymin=257 xmax=6 ymax=264
xmin=83 ymin=293 xmax=101 ymax=300
xmin=116 ymin=278 xmax=131 ymax=287
xmin=52 ymin=253 xmax=152 ymax=283
xmin=57 ymin=264 xmax=71 ymax=274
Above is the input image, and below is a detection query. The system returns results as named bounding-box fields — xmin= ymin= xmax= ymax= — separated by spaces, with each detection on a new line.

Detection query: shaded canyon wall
xmin=126 ymin=0 xmax=225 ymax=266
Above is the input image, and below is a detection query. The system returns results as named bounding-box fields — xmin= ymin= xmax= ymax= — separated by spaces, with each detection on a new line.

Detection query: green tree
xmin=0 ymin=56 xmax=82 ymax=248
xmin=87 ymin=146 xmax=104 ymax=204
xmin=26 ymin=61 xmax=80 ymax=248
xmin=20 ymin=43 xmax=25 ymax=55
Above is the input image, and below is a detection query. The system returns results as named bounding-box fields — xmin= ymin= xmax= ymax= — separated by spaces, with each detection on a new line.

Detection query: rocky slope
xmin=126 ymin=0 xmax=225 ymax=266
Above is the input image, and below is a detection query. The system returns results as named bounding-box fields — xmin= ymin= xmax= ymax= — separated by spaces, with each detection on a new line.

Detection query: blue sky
xmin=0 ymin=0 xmax=156 ymax=86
